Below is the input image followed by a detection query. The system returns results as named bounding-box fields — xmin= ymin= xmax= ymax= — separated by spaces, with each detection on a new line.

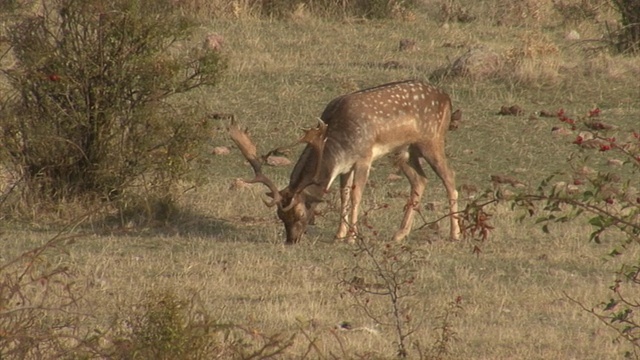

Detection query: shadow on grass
xmin=91 ymin=204 xmax=282 ymax=244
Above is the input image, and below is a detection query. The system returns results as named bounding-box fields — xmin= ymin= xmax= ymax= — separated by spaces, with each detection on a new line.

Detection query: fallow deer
xmin=229 ymin=80 xmax=460 ymax=244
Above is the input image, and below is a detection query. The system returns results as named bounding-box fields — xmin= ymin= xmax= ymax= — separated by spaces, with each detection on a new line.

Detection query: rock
xmin=498 ymin=105 xmax=524 ymax=116
xmin=398 ymin=39 xmax=417 ymax=52
xmin=565 ymin=30 xmax=580 ymax=41
xmin=204 ymin=34 xmax=225 ymax=52
xmin=229 ymin=178 xmax=250 ymax=190
xmin=585 ymin=121 xmax=617 ymax=130
xmin=382 ymin=61 xmax=401 ymax=69
xmin=551 ymin=127 xmax=573 ymax=136
xmin=539 ymin=110 xmax=556 ymax=117
xmin=491 ymin=174 xmax=526 ymax=187
xmin=577 ymin=131 xmax=594 ymax=141
xmin=450 ymin=47 xmax=502 ymax=78
xmin=579 ymin=139 xmax=608 ymax=149
xmin=607 ymin=158 xmax=624 ymax=166
xmin=212 ymin=146 xmax=230 ymax=155
xmin=266 ymin=155 xmax=292 ymax=167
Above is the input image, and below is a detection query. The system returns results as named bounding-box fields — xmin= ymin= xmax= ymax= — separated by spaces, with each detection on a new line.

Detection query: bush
xmin=0 ymin=0 xmax=225 ymax=220
xmin=462 ymin=107 xmax=640 ymax=357
xmin=0 ymin=241 xmax=294 ymax=359
xmin=100 ymin=290 xmax=294 ymax=360
xmin=257 ymin=0 xmax=418 ymax=20
xmin=611 ymin=0 xmax=640 ymax=53
xmin=338 ymin=208 xmax=463 ymax=359
xmin=0 ymin=233 xmax=87 ymax=359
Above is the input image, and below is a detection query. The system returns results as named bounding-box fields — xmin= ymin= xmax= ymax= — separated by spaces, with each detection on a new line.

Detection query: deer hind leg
xmin=335 ymin=171 xmax=354 ymax=241
xmin=393 ymin=146 xmax=428 ymax=242
xmin=417 ymin=143 xmax=460 ymax=240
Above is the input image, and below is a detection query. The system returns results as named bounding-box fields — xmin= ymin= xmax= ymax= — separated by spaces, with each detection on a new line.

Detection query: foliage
xmin=341 ymin=239 xmax=422 ymax=357
xmin=256 ymin=0 xmax=418 ymax=19
xmin=112 ymin=291 xmax=209 ymax=359
xmin=0 ymin=234 xmax=295 ymax=359
xmin=424 ymin=296 xmax=463 ymax=360
xmin=102 ymin=290 xmax=294 ymax=360
xmin=463 ymin=107 xmax=640 ymax=357
xmin=339 ymin=212 xmax=462 ymax=359
xmin=552 ymin=0 xmax=601 ymax=24
xmin=0 ymin=231 xmax=87 ymax=359
xmin=0 ymin=0 xmax=225 ymax=220
xmin=611 ymin=0 xmax=640 ymax=53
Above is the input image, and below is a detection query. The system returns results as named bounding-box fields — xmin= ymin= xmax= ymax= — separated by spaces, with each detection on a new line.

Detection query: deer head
xmin=228 ymin=119 xmax=327 ymax=244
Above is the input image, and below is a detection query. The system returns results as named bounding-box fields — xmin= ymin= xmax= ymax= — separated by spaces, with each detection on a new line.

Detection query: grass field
xmin=2 ymin=1 xmax=640 ymax=358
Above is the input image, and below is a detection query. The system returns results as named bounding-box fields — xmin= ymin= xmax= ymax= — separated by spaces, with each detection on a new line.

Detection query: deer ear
xmin=264 ymin=188 xmax=288 ymax=207
xmin=263 ymin=188 xmax=288 ymax=207
xmin=316 ymin=118 xmax=327 ymax=131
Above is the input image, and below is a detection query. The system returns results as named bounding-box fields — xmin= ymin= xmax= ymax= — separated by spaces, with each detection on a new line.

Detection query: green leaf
xmin=535 ymin=216 xmax=549 ymax=224
xmin=588 ymin=216 xmax=605 ymax=228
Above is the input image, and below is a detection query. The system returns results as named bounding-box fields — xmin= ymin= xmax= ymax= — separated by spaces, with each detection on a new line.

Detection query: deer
xmin=228 ymin=80 xmax=461 ymax=244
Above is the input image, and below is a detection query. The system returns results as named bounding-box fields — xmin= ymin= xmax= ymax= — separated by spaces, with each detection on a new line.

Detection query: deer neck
xmin=288 ymin=143 xmax=346 ymax=200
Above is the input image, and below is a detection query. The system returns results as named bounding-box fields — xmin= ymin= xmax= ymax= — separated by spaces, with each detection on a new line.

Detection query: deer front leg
xmin=393 ymin=148 xmax=428 ymax=242
xmin=335 ymin=171 xmax=353 ymax=241
xmin=343 ymin=161 xmax=371 ymax=243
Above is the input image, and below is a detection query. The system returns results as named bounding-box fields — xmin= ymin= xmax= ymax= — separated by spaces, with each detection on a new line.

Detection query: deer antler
xmin=228 ymin=119 xmax=282 ymax=207
xmin=258 ymin=119 xmax=327 ymax=161
xmin=281 ymin=120 xmax=328 ymax=211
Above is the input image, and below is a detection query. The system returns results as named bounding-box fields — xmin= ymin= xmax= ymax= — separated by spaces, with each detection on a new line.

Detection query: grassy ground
xmin=2 ymin=1 xmax=640 ymax=358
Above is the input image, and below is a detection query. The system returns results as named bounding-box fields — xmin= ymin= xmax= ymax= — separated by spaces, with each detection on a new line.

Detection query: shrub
xmin=0 ymin=233 xmax=87 ymax=359
xmin=611 ymin=0 xmax=640 ymax=53
xmin=462 ymin=107 xmax=640 ymax=357
xmin=339 ymin=208 xmax=462 ymax=359
xmin=102 ymin=290 xmax=295 ymax=360
xmin=257 ymin=0 xmax=418 ymax=20
xmin=0 ymin=0 xmax=225 ymax=221
xmin=553 ymin=0 xmax=601 ymax=24
xmin=1 ymin=243 xmax=295 ymax=359
xmin=340 ymin=239 xmax=423 ymax=357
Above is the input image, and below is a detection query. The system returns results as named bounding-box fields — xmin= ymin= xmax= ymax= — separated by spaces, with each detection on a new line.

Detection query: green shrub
xmin=111 ymin=291 xmax=212 ymax=360
xmin=105 ymin=290 xmax=294 ymax=360
xmin=0 ymin=0 xmax=225 ymax=220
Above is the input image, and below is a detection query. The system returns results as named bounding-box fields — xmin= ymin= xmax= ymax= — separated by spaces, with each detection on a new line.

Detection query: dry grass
xmin=2 ymin=1 xmax=640 ymax=358
xmin=3 ymin=208 xmax=637 ymax=358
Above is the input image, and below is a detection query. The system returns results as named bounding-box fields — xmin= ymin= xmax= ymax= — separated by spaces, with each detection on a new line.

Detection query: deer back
xmin=287 ymin=80 xmax=452 ymax=196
